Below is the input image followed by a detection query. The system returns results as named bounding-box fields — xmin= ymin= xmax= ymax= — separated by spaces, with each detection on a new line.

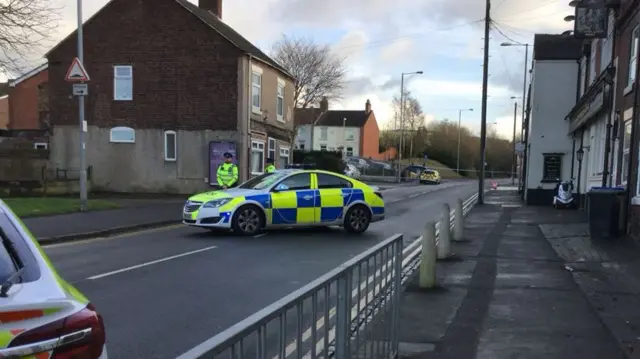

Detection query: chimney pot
xmin=365 ymin=99 xmax=372 ymax=113
xmin=199 ymin=0 xmax=222 ymax=18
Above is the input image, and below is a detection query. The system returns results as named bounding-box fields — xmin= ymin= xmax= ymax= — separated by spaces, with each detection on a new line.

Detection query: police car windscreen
xmin=239 ymin=172 xmax=288 ymax=190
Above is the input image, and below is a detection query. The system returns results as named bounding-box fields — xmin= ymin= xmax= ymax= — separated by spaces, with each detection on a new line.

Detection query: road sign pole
xmin=77 ymin=0 xmax=87 ymax=211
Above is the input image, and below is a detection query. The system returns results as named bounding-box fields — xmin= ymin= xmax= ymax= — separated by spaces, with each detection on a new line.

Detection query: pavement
xmin=39 ymin=180 xmax=478 ymax=359
xmin=395 ymin=188 xmax=633 ymax=359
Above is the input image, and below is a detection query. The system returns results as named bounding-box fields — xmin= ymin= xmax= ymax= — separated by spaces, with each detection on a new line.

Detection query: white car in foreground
xmin=0 ymin=200 xmax=108 ymax=358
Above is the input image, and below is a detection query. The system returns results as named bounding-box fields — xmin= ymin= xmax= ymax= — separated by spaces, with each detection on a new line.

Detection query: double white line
xmin=276 ymin=193 xmax=479 ymax=359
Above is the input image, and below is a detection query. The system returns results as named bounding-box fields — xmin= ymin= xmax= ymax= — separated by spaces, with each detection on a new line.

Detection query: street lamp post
xmin=457 ymin=108 xmax=473 ymax=175
xmin=396 ymin=70 xmax=423 ymax=182
xmin=510 ymin=96 xmax=519 ymax=185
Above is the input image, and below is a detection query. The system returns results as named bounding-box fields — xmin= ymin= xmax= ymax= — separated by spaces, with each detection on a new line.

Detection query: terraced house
xmin=45 ymin=0 xmax=294 ymax=194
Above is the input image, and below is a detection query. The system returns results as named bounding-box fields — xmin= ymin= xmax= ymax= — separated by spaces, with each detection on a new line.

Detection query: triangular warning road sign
xmin=65 ymin=57 xmax=90 ymax=82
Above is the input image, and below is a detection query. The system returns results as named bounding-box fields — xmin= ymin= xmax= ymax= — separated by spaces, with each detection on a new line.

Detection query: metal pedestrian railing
xmin=178 ymin=193 xmax=479 ymax=359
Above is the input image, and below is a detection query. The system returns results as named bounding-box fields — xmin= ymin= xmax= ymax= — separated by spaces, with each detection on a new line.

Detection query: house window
xmin=164 ymin=130 xmax=177 ymax=162
xmin=252 ymin=66 xmax=262 ymax=114
xmin=542 ymin=154 xmax=562 ymax=182
xmin=320 ymin=145 xmax=327 ymax=151
xmin=299 ymin=144 xmax=305 ymax=150
xmin=114 ymin=65 xmax=133 ymax=101
xmin=33 ymin=142 xmax=48 ymax=150
xmin=319 ymin=127 xmax=328 ymax=140
xmin=346 ymin=147 xmax=353 ymax=157
xmin=251 ymin=140 xmax=265 ymax=174
xmin=622 ymin=120 xmax=632 ymax=183
xmin=110 ymin=126 xmax=135 ymax=143
xmin=589 ymin=41 xmax=598 ymax=85
xmin=277 ymin=79 xmax=285 ymax=122
xmin=345 ymin=129 xmax=355 ymax=141
xmin=268 ymin=137 xmax=276 ymax=160
xmin=279 ymin=147 xmax=290 ymax=168
xmin=629 ymin=25 xmax=639 ymax=86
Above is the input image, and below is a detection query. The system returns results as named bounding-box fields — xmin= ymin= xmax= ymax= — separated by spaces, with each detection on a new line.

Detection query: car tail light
xmin=374 ymin=191 xmax=383 ymax=199
xmin=6 ymin=303 xmax=106 ymax=359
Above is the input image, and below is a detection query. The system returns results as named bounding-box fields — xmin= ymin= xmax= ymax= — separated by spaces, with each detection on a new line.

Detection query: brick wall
xmin=360 ymin=112 xmax=380 ymax=158
xmin=46 ymin=0 xmax=242 ymax=131
xmin=8 ymin=69 xmax=48 ymax=130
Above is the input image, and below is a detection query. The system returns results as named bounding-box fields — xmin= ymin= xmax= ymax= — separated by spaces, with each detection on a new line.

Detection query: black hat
xmin=266 ymin=157 xmax=274 ymax=163
xmin=223 ymin=152 xmax=233 ymax=158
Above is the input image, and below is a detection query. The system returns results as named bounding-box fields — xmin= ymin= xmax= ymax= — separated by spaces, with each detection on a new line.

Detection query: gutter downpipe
xmin=246 ymin=54 xmax=253 ymax=181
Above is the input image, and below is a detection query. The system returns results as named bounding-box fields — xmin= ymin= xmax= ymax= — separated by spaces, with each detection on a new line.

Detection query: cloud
xmin=379 ymin=38 xmax=414 ymax=64
xmin=410 ymin=78 xmax=509 ymax=99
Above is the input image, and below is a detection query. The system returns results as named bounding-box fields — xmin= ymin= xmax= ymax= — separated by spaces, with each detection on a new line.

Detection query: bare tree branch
xmin=271 ymin=34 xmax=347 ymax=110
xmin=0 ymin=0 xmax=62 ymax=76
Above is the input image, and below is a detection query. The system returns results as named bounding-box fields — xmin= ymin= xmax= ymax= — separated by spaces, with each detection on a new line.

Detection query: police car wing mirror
xmin=274 ymin=183 xmax=289 ymax=192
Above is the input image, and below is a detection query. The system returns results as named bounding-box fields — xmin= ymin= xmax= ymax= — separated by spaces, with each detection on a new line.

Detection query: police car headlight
xmin=203 ymin=198 xmax=232 ymax=208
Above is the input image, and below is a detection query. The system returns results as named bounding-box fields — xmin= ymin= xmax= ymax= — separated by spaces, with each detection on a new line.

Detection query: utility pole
xmin=397 ymin=75 xmax=404 ymax=183
xmin=478 ymin=0 xmax=490 ymax=204
xmin=77 ymin=0 xmax=87 ymax=211
xmin=511 ymin=101 xmax=517 ymax=185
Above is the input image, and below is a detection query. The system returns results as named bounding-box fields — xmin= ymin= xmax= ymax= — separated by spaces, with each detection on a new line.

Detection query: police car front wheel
xmin=232 ymin=205 xmax=265 ymax=236
xmin=344 ymin=205 xmax=371 ymax=234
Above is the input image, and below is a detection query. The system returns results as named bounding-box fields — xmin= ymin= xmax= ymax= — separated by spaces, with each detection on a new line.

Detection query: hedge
xmin=290 ymin=150 xmax=346 ymax=173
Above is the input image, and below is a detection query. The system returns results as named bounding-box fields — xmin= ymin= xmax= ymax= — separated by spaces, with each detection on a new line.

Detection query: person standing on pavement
xmin=266 ymin=158 xmax=276 ymax=173
xmin=217 ymin=152 xmax=239 ymax=189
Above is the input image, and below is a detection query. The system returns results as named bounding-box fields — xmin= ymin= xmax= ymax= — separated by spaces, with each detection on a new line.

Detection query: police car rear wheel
xmin=344 ymin=205 xmax=371 ymax=234
xmin=232 ymin=205 xmax=264 ymax=236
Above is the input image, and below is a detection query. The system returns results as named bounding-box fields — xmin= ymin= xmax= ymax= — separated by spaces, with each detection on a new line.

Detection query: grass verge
xmin=2 ymin=197 xmax=121 ymax=217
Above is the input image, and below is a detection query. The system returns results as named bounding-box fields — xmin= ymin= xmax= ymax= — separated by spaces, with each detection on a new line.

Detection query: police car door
xmin=270 ymin=173 xmax=316 ymax=225
xmin=314 ymin=173 xmax=354 ymax=224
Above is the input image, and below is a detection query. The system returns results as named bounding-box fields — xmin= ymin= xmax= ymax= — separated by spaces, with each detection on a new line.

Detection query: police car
xmin=183 ymin=169 xmax=385 ymax=235
xmin=0 ymin=200 xmax=108 ymax=358
xmin=419 ymin=169 xmax=441 ymax=184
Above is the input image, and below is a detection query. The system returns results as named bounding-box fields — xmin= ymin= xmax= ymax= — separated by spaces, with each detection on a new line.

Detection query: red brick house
xmin=45 ymin=0 xmax=295 ymax=193
xmin=7 ymin=63 xmax=48 ymax=131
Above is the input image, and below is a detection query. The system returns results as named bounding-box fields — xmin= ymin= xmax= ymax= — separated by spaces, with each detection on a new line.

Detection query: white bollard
xmin=454 ymin=198 xmax=464 ymax=241
xmin=437 ymin=203 xmax=452 ymax=259
xmin=419 ymin=221 xmax=437 ymax=288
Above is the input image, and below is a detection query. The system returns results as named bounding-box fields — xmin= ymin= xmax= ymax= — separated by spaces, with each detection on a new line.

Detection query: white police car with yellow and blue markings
xmin=183 ymin=169 xmax=385 ymax=235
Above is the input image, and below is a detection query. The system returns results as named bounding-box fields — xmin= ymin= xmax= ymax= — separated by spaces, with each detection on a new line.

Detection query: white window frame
xmin=109 ymin=126 xmax=135 ymax=143
xmin=33 ymin=142 xmax=48 ymax=150
xmin=268 ymin=137 xmax=276 ymax=160
xmin=164 ymin=130 xmax=177 ymax=162
xmin=277 ymin=78 xmax=285 ymax=122
xmin=623 ymin=119 xmax=632 ymax=184
xmin=113 ymin=65 xmax=133 ymax=101
xmin=251 ymin=140 xmax=265 ymax=175
xmin=629 ymin=25 xmax=639 ymax=88
xmin=252 ymin=65 xmax=263 ymax=115
xmin=279 ymin=146 xmax=290 ymax=168
xmin=346 ymin=146 xmax=353 ymax=157
xmin=319 ymin=127 xmax=328 ymax=140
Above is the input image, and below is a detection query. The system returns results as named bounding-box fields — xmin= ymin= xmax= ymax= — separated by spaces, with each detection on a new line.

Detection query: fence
xmin=178 ymin=194 xmax=480 ymax=359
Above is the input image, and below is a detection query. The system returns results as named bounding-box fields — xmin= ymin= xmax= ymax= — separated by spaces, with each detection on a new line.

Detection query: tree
xmin=271 ymin=35 xmax=347 ymax=109
xmin=391 ymin=91 xmax=426 ymax=159
xmin=0 ymin=0 xmax=61 ymax=74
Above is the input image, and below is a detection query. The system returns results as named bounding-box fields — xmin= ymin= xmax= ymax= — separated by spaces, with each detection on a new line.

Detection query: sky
xmin=44 ymin=0 xmax=575 ymax=139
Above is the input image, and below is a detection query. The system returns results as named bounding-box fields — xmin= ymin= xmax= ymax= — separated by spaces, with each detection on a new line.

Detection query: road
xmin=42 ymin=181 xmax=478 ymax=359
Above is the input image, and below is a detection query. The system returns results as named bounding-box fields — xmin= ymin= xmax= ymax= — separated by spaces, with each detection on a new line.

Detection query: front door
xmin=314 ymin=173 xmax=355 ymax=223
xmin=270 ymin=173 xmax=316 ymax=225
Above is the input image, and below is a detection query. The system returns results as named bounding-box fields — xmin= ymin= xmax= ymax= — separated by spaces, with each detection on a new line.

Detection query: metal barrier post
xmin=335 ymin=271 xmax=352 ymax=359
xmin=390 ymin=237 xmax=403 ymax=356
xmin=437 ymin=203 xmax=452 ymax=259
xmin=454 ymin=198 xmax=464 ymax=241
xmin=419 ymin=221 xmax=437 ymax=288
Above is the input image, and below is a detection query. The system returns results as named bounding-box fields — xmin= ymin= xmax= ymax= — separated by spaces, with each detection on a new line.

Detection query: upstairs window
xmin=114 ymin=65 xmax=133 ymax=101
xmin=164 ymin=130 xmax=177 ymax=161
xmin=629 ymin=25 xmax=639 ymax=86
xmin=319 ymin=127 xmax=328 ymax=140
xmin=277 ymin=81 xmax=285 ymax=121
xmin=252 ymin=66 xmax=262 ymax=114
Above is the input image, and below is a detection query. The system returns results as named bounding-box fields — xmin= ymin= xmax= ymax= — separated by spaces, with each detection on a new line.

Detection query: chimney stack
xmin=365 ymin=99 xmax=372 ymax=113
xmin=199 ymin=0 xmax=222 ymax=18
xmin=320 ymin=96 xmax=329 ymax=111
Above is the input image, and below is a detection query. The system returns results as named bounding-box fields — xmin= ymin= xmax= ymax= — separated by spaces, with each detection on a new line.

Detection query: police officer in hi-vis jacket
xmin=217 ymin=152 xmax=239 ymax=189
xmin=265 ymin=158 xmax=276 ymax=173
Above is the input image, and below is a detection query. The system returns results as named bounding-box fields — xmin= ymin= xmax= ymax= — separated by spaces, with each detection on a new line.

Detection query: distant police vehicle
xmin=420 ymin=169 xmax=441 ymax=184
xmin=183 ymin=169 xmax=385 ymax=235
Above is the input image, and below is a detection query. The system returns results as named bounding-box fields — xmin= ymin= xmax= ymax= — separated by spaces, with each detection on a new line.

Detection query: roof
xmin=176 ymin=0 xmax=294 ymax=80
xmin=533 ymin=34 xmax=583 ymax=61
xmin=8 ymin=63 xmax=47 ymax=88
xmin=44 ymin=0 xmax=294 ymax=80
xmin=294 ymin=108 xmax=325 ymax=126
xmin=315 ymin=110 xmax=371 ymax=127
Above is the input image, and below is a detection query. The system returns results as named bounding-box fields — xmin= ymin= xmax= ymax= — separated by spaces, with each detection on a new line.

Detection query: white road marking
xmin=254 ymin=233 xmax=268 ymax=238
xmin=86 ymin=246 xmax=217 ymax=280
